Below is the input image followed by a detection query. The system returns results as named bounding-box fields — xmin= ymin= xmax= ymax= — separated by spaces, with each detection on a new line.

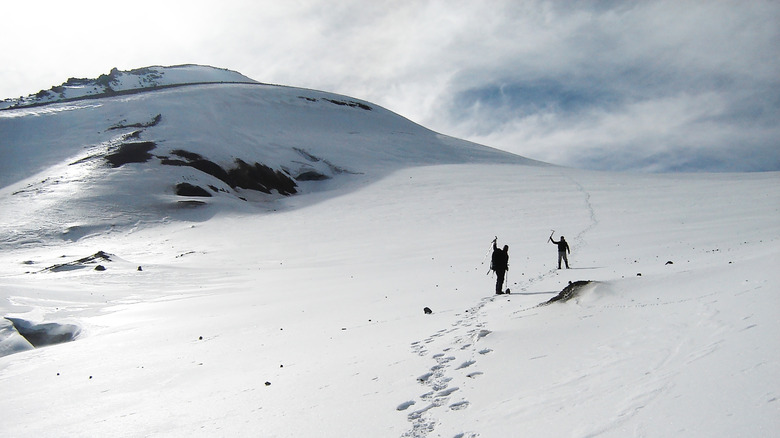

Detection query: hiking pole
xmin=483 ymin=236 xmax=496 ymax=275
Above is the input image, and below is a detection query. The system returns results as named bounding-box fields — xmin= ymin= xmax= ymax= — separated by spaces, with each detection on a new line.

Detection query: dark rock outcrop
xmin=4 ymin=317 xmax=81 ymax=348
xmin=545 ymin=280 xmax=593 ymax=304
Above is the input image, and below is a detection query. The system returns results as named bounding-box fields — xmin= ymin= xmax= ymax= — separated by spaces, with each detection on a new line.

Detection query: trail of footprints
xmin=399 ymin=178 xmax=594 ymax=436
xmin=400 ymin=298 xmax=494 ymax=438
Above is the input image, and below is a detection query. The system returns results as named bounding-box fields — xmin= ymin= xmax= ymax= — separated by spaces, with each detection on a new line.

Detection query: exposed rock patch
xmin=294 ymin=170 xmax=330 ymax=181
xmin=42 ymin=251 xmax=113 ymax=272
xmin=297 ymin=95 xmax=372 ymax=111
xmin=105 ymin=141 xmax=157 ymax=167
xmin=544 ymin=280 xmax=593 ymax=304
xmin=323 ymin=98 xmax=372 ymax=111
xmin=4 ymin=317 xmax=81 ymax=348
xmin=161 ymin=150 xmax=298 ymax=195
xmin=108 ymin=113 xmax=162 ymax=131
xmin=175 ymin=183 xmax=212 ymax=197
xmin=229 ymin=159 xmax=297 ymax=195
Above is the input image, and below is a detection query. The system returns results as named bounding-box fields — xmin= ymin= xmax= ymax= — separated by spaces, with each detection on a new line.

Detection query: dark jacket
xmin=551 ymin=238 xmax=570 ymax=253
xmin=491 ymin=242 xmax=509 ymax=271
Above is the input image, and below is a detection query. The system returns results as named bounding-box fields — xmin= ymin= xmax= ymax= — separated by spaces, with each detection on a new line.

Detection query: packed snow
xmin=0 ymin=66 xmax=778 ymax=437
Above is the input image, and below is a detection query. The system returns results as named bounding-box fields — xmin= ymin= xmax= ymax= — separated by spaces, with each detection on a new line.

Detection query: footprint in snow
xmin=431 ymin=379 xmax=451 ymax=392
xmin=455 ymin=360 xmax=475 ymax=370
xmin=397 ymin=400 xmax=416 ymax=411
xmin=436 ymin=387 xmax=459 ymax=397
xmin=438 ymin=356 xmax=456 ymax=364
xmin=476 ymin=329 xmax=491 ymax=339
xmin=417 ymin=372 xmax=433 ymax=382
xmin=450 ymin=400 xmax=470 ymax=411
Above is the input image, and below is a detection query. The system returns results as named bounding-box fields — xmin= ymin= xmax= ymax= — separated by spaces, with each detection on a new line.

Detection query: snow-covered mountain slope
xmin=0 ymin=65 xmax=536 ymax=250
xmin=0 ymin=66 xmax=778 ymax=437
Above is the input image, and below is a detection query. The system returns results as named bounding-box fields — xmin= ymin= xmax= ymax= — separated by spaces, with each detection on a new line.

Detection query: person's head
xmin=560 ymin=236 xmax=565 ymax=241
xmin=503 ymin=245 xmax=509 ymax=252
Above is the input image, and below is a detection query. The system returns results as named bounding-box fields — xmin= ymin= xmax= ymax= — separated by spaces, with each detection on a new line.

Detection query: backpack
xmin=491 ymin=248 xmax=507 ymax=271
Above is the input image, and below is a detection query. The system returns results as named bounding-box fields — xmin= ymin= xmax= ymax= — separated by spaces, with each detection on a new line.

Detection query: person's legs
xmin=496 ymin=270 xmax=505 ymax=293
xmin=557 ymin=251 xmax=563 ymax=269
xmin=562 ymin=251 xmax=569 ymax=268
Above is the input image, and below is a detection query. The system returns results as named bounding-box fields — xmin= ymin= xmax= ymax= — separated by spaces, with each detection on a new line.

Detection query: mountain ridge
xmin=0 ymin=64 xmax=258 ymax=110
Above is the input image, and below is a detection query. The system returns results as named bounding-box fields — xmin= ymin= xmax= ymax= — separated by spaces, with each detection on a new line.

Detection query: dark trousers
xmin=495 ymin=269 xmax=506 ymax=293
xmin=558 ymin=251 xmax=569 ymax=269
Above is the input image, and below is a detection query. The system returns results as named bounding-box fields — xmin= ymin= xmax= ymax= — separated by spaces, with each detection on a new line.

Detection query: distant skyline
xmin=2 ymin=0 xmax=778 ymax=172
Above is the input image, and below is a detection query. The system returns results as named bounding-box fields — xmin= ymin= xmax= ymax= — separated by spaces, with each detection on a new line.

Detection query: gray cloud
xmin=419 ymin=0 xmax=780 ymax=171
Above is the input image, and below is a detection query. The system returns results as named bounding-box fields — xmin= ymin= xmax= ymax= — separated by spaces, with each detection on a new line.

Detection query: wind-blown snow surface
xmin=1 ymin=67 xmax=779 ymax=437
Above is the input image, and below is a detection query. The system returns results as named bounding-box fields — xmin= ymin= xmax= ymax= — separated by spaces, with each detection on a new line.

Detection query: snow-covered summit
xmin=0 ymin=64 xmax=257 ymax=109
xmin=0 ymin=65 xmax=537 ymax=249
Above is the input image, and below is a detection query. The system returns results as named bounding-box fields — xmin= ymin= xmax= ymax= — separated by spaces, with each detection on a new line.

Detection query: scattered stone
xmin=637 ymin=273 xmax=642 ymax=276
xmin=265 ymin=381 xmax=271 ymax=386
xmin=665 ymin=261 xmax=674 ymax=265
xmin=137 ymin=266 xmax=143 ymax=271
xmin=94 ymin=265 xmax=106 ymax=271
xmin=423 ymin=307 xmax=433 ymax=315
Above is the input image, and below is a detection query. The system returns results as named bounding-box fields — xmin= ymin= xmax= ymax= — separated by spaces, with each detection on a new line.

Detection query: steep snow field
xmin=0 ymin=67 xmax=778 ymax=437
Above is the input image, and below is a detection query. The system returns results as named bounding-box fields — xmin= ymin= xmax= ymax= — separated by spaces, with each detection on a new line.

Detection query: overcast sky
xmin=2 ymin=0 xmax=778 ymax=172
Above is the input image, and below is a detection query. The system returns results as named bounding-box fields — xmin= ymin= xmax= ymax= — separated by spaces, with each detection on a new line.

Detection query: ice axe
xmin=548 ymin=230 xmax=555 ymax=242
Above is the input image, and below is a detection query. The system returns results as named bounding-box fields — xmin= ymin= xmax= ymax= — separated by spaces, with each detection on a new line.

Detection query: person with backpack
xmin=549 ymin=233 xmax=570 ymax=269
xmin=490 ymin=237 xmax=509 ymax=294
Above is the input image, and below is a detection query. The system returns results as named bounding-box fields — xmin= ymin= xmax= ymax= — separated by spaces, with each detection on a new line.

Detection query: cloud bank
xmin=2 ymin=0 xmax=778 ymax=172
